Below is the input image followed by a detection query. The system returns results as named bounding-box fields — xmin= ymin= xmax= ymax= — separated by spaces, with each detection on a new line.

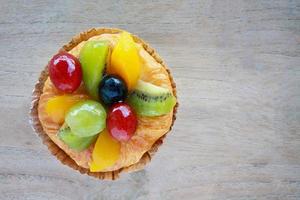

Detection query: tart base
xmin=29 ymin=28 xmax=178 ymax=180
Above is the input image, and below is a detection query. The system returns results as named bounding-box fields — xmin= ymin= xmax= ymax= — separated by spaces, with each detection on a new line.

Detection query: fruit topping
xmin=65 ymin=100 xmax=107 ymax=137
xmin=58 ymin=123 xmax=97 ymax=151
xmin=98 ymin=75 xmax=128 ymax=105
xmin=127 ymin=80 xmax=176 ymax=116
xmin=90 ymin=129 xmax=120 ymax=172
xmin=49 ymin=52 xmax=82 ymax=93
xmin=79 ymin=41 xmax=109 ymax=99
xmin=45 ymin=94 xmax=88 ymax=124
xmin=107 ymin=102 xmax=137 ymax=142
xmin=108 ymin=32 xmax=141 ymax=91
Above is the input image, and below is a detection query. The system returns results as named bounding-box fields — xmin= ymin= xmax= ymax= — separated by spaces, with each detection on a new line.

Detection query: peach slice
xmin=108 ymin=32 xmax=141 ymax=91
xmin=89 ymin=129 xmax=120 ymax=172
xmin=45 ymin=94 xmax=89 ymax=124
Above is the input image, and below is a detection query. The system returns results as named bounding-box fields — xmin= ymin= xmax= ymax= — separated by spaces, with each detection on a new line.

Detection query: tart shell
xmin=29 ymin=28 xmax=178 ymax=180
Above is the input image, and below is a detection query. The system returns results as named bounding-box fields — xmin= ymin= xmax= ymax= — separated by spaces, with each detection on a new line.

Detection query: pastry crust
xmin=30 ymin=28 xmax=178 ymax=180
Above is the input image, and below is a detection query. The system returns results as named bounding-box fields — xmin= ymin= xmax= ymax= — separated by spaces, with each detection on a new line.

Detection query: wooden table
xmin=0 ymin=0 xmax=299 ymax=199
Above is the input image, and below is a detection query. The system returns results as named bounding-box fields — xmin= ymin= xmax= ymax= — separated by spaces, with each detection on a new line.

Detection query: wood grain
xmin=0 ymin=0 xmax=299 ymax=199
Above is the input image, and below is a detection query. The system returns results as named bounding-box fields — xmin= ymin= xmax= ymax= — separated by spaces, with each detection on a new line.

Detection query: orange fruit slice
xmin=45 ymin=94 xmax=89 ymax=124
xmin=89 ymin=129 xmax=120 ymax=172
xmin=108 ymin=32 xmax=141 ymax=90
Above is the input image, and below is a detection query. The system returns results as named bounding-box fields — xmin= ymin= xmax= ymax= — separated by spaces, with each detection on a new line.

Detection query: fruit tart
xmin=30 ymin=28 xmax=178 ymax=180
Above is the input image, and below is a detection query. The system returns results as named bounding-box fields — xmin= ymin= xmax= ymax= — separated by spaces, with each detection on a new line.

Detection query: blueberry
xmin=98 ymin=75 xmax=128 ymax=105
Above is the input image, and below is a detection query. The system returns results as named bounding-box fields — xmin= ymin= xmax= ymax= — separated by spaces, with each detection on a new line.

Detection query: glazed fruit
xmin=107 ymin=102 xmax=137 ymax=141
xmin=108 ymin=32 xmax=141 ymax=91
xmin=127 ymin=80 xmax=176 ymax=116
xmin=79 ymin=41 xmax=109 ymax=99
xmin=58 ymin=124 xmax=97 ymax=151
xmin=45 ymin=94 xmax=88 ymax=124
xmin=89 ymin=129 xmax=120 ymax=172
xmin=98 ymin=75 xmax=128 ymax=105
xmin=49 ymin=52 xmax=82 ymax=93
xmin=65 ymin=100 xmax=107 ymax=137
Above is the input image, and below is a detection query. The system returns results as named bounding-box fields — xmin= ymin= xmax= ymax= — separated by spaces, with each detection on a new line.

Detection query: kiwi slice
xmin=58 ymin=124 xmax=98 ymax=152
xmin=127 ymin=80 xmax=176 ymax=116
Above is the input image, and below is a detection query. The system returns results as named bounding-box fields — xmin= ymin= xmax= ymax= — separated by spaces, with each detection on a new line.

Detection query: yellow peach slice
xmin=45 ymin=94 xmax=89 ymax=124
xmin=108 ymin=32 xmax=141 ymax=90
xmin=89 ymin=129 xmax=120 ymax=172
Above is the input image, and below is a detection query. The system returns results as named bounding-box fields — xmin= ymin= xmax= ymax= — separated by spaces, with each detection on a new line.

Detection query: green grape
xmin=65 ymin=100 xmax=106 ymax=137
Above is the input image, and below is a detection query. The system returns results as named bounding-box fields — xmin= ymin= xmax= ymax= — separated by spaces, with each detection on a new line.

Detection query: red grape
xmin=107 ymin=102 xmax=137 ymax=142
xmin=49 ymin=52 xmax=82 ymax=93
